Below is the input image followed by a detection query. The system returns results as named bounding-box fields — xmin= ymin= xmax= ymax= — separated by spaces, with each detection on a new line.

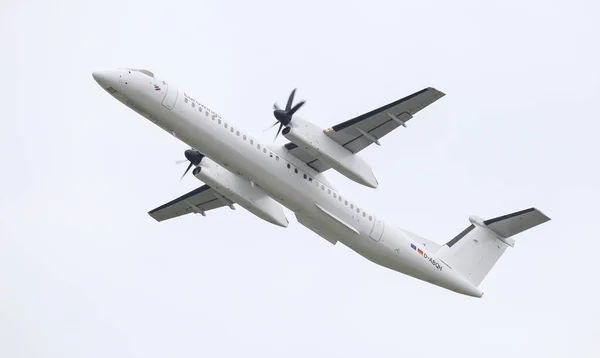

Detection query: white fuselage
xmin=93 ymin=68 xmax=483 ymax=297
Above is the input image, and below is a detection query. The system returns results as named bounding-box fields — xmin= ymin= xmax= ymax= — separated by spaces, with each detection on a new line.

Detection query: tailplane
xmin=437 ymin=208 xmax=550 ymax=287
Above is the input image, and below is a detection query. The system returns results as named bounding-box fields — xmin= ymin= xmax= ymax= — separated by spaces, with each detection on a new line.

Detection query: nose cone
xmin=92 ymin=69 xmax=116 ymax=89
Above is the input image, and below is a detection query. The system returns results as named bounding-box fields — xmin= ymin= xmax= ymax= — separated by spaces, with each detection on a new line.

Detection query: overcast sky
xmin=1 ymin=0 xmax=599 ymax=357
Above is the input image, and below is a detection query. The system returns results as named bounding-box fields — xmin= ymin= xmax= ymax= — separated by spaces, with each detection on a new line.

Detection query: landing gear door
xmin=369 ymin=217 xmax=384 ymax=242
xmin=161 ymin=81 xmax=178 ymax=110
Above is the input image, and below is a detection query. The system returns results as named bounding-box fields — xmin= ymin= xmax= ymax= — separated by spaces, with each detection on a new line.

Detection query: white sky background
xmin=1 ymin=0 xmax=599 ymax=356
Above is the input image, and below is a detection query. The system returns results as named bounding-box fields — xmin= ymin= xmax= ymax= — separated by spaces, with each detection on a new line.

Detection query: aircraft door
xmin=369 ymin=217 xmax=384 ymax=242
xmin=161 ymin=81 xmax=178 ymax=110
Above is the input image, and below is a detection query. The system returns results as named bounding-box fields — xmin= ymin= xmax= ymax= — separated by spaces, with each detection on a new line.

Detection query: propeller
xmin=178 ymin=148 xmax=204 ymax=181
xmin=269 ymin=88 xmax=305 ymax=141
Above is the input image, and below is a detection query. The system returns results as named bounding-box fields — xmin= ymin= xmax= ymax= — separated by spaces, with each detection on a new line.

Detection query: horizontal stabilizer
xmin=481 ymin=208 xmax=550 ymax=239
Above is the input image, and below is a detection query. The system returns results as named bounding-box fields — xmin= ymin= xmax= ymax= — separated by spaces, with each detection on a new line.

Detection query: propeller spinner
xmin=178 ymin=149 xmax=204 ymax=180
xmin=269 ymin=89 xmax=305 ymax=141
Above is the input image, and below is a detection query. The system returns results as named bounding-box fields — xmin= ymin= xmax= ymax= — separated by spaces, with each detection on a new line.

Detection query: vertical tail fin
xmin=437 ymin=208 xmax=550 ymax=287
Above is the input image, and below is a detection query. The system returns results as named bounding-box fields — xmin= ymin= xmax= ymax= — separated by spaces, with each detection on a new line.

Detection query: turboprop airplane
xmin=92 ymin=68 xmax=551 ymax=297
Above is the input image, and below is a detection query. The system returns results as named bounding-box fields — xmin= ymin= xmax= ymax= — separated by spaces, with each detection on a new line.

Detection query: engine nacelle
xmin=282 ymin=118 xmax=378 ymax=188
xmin=193 ymin=158 xmax=288 ymax=227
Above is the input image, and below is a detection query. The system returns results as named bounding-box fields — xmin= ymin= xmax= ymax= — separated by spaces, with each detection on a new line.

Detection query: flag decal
xmin=410 ymin=243 xmax=424 ymax=256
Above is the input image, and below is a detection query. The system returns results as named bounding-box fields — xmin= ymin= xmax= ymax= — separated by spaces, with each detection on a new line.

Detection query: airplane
xmin=92 ymin=68 xmax=551 ymax=297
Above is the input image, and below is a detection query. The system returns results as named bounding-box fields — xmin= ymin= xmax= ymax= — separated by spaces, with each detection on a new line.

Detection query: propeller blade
xmin=180 ymin=162 xmax=193 ymax=181
xmin=274 ymin=123 xmax=283 ymax=142
xmin=263 ymin=121 xmax=279 ymax=132
xmin=288 ymin=100 xmax=305 ymax=116
xmin=273 ymin=103 xmax=280 ymax=110
xmin=175 ymin=159 xmax=188 ymax=165
xmin=285 ymin=89 xmax=296 ymax=111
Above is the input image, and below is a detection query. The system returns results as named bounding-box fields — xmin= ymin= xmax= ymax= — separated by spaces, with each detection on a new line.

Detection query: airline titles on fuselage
xmin=183 ymin=92 xmax=221 ymax=121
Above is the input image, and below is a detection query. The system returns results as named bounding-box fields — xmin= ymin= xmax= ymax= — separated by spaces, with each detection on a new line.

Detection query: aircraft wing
xmin=284 ymin=87 xmax=445 ymax=172
xmin=148 ymin=184 xmax=234 ymax=222
xmin=324 ymin=87 xmax=445 ymax=153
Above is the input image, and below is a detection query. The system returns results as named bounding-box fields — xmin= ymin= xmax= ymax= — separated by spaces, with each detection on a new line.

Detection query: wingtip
xmin=428 ymin=87 xmax=446 ymax=97
xmin=527 ymin=207 xmax=551 ymax=222
xmin=147 ymin=212 xmax=161 ymax=222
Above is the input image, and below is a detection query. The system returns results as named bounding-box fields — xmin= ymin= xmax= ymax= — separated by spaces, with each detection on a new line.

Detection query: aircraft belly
xmin=294 ymin=214 xmax=339 ymax=245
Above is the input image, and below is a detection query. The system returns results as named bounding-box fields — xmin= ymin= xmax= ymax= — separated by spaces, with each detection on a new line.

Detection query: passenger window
xmin=308 ymin=177 xmax=312 ymax=182
xmin=184 ymin=98 xmax=189 ymax=103
xmin=192 ymin=102 xmax=195 ymax=107
xmin=218 ymin=119 xmax=222 ymax=124
xmin=321 ymin=185 xmax=325 ymax=190
xmin=263 ymin=148 xmax=267 ymax=154
xmin=327 ymin=189 xmax=331 ymax=194
xmin=339 ymin=196 xmax=342 ymax=201
xmin=333 ymin=193 xmax=337 ymax=198
xmin=357 ymin=208 xmax=360 ymax=213
xmin=350 ymin=204 xmax=354 ymax=209
xmin=230 ymin=127 xmax=234 ymax=133
xmin=369 ymin=215 xmax=372 ymax=221
xmin=287 ymin=163 xmax=291 ymax=169
xmin=303 ymin=174 xmax=307 ymax=179
xmin=237 ymin=131 xmax=240 ymax=136
xmin=363 ymin=212 xmax=366 ymax=217
xmin=224 ymin=123 xmax=228 ymax=128
xmin=243 ymin=135 xmax=247 ymax=140
xmin=269 ymin=152 xmax=273 ymax=158
xmin=257 ymin=144 xmax=261 ymax=149
xmin=250 ymin=139 xmax=254 ymax=145
xmin=294 ymin=168 xmax=298 ymax=174
xmin=276 ymin=156 xmax=279 ymax=161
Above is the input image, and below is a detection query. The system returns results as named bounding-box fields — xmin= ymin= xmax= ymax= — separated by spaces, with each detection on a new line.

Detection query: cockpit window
xmin=137 ymin=69 xmax=154 ymax=77
xmin=121 ymin=68 xmax=155 ymax=78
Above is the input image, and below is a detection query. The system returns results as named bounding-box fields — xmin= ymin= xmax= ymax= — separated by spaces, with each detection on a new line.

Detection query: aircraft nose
xmin=92 ymin=69 xmax=116 ymax=88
